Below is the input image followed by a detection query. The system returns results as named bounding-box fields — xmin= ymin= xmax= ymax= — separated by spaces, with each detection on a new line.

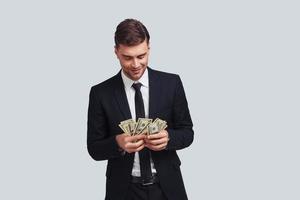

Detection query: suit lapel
xmin=113 ymin=68 xmax=160 ymax=120
xmin=148 ymin=68 xmax=160 ymax=118
xmin=113 ymin=71 xmax=132 ymax=120
xmin=113 ymin=72 xmax=135 ymax=163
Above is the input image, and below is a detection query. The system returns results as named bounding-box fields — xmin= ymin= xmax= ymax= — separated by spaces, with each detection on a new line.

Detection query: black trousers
xmin=125 ymin=182 xmax=168 ymax=200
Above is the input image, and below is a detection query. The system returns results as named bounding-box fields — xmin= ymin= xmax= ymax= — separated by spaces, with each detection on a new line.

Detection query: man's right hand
xmin=115 ymin=134 xmax=146 ymax=153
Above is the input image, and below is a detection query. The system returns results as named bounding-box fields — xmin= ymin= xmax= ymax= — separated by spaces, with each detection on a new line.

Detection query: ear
xmin=147 ymin=43 xmax=150 ymax=55
xmin=114 ymin=46 xmax=119 ymax=58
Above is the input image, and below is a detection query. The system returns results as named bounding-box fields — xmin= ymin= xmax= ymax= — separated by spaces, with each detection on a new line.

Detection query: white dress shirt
xmin=121 ymin=68 xmax=157 ymax=176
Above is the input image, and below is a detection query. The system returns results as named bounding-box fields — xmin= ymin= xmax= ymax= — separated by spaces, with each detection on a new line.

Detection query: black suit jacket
xmin=87 ymin=67 xmax=194 ymax=200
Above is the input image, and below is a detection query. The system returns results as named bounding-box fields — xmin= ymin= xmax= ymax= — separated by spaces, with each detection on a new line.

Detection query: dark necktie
xmin=132 ymin=83 xmax=152 ymax=181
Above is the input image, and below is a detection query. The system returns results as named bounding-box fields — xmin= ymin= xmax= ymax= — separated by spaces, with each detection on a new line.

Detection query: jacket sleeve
xmin=87 ymin=86 xmax=122 ymax=161
xmin=166 ymin=75 xmax=194 ymax=150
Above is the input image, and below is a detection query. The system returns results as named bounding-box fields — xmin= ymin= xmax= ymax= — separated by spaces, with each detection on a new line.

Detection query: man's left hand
xmin=144 ymin=130 xmax=169 ymax=151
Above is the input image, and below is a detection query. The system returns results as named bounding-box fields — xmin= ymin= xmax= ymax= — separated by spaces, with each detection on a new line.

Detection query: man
xmin=87 ymin=19 xmax=194 ymax=200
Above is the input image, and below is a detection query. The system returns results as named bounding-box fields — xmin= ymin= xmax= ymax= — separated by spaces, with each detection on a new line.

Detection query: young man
xmin=87 ymin=19 xmax=194 ymax=200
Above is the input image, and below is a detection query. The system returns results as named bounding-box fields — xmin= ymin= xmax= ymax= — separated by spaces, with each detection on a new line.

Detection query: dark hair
xmin=114 ymin=19 xmax=150 ymax=47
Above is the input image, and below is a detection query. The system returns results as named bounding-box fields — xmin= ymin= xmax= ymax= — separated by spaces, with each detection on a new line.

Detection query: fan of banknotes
xmin=119 ymin=118 xmax=167 ymax=136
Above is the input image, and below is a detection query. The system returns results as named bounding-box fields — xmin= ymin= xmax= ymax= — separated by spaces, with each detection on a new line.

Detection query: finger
xmin=147 ymin=134 xmax=162 ymax=140
xmin=126 ymin=143 xmax=145 ymax=153
xmin=127 ymin=134 xmax=146 ymax=142
xmin=145 ymin=137 xmax=168 ymax=145
xmin=146 ymin=143 xmax=167 ymax=151
xmin=125 ymin=136 xmax=142 ymax=143
xmin=134 ymin=144 xmax=145 ymax=152
xmin=135 ymin=134 xmax=147 ymax=140
xmin=125 ymin=140 xmax=144 ymax=149
xmin=147 ymin=132 xmax=167 ymax=140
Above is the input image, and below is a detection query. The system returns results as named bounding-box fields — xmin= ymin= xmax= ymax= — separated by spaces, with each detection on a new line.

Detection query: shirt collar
xmin=121 ymin=68 xmax=149 ymax=90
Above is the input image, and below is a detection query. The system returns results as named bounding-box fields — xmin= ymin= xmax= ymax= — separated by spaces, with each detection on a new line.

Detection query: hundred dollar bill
xmin=119 ymin=118 xmax=167 ymax=135
xmin=120 ymin=119 xmax=135 ymax=126
xmin=135 ymin=118 xmax=152 ymax=134
xmin=153 ymin=118 xmax=167 ymax=131
xmin=118 ymin=124 xmax=127 ymax=133
xmin=119 ymin=123 xmax=130 ymax=134
xmin=128 ymin=121 xmax=137 ymax=135
xmin=140 ymin=123 xmax=150 ymax=135
xmin=148 ymin=122 xmax=159 ymax=135
xmin=161 ymin=124 xmax=168 ymax=130
xmin=119 ymin=119 xmax=135 ymax=134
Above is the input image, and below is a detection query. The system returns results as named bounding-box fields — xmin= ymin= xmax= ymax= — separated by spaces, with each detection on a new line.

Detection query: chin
xmin=131 ymin=71 xmax=143 ymax=80
xmin=125 ymin=67 xmax=146 ymax=80
xmin=131 ymin=74 xmax=142 ymax=81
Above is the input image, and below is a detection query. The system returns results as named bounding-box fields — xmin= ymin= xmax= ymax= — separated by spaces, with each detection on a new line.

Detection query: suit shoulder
xmin=150 ymin=68 xmax=180 ymax=80
xmin=91 ymin=73 xmax=119 ymax=89
xmin=149 ymin=68 xmax=181 ymax=86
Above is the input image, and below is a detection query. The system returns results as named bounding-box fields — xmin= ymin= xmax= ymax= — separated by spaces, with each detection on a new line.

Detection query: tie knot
xmin=132 ymin=83 xmax=142 ymax=91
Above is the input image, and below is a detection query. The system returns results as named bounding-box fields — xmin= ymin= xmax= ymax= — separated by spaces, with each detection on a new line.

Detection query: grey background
xmin=1 ymin=0 xmax=299 ymax=199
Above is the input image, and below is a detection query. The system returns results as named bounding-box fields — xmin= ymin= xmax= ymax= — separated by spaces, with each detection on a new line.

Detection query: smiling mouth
xmin=132 ymin=69 xmax=141 ymax=73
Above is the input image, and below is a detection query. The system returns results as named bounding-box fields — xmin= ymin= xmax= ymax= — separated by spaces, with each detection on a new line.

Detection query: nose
xmin=131 ymin=58 xmax=139 ymax=68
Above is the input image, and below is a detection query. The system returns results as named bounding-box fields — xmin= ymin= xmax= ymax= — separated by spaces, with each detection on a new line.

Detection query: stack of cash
xmin=119 ymin=118 xmax=167 ymax=136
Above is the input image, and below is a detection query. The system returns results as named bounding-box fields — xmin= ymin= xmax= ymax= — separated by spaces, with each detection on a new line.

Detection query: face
xmin=115 ymin=40 xmax=150 ymax=81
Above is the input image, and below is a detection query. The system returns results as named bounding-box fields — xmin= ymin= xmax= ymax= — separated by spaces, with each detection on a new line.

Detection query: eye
xmin=137 ymin=55 xmax=145 ymax=59
xmin=123 ymin=56 xmax=132 ymax=61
